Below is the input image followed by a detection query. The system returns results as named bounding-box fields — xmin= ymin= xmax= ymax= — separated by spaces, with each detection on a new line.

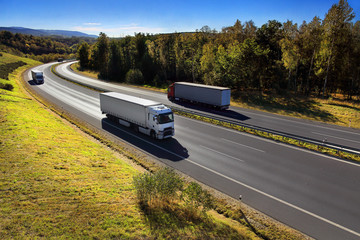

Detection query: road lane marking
xmin=312 ymin=132 xmax=360 ymax=144
xmin=96 ymin=120 xmax=360 ymax=238
xmin=179 ymin=115 xmax=360 ymax=167
xmin=221 ymin=138 xmax=265 ymax=153
xmin=45 ymin=65 xmax=360 ymax=237
xmin=236 ymin=108 xmax=360 ymax=136
xmin=199 ymin=145 xmax=244 ymax=162
xmin=185 ymin=157 xmax=360 ymax=238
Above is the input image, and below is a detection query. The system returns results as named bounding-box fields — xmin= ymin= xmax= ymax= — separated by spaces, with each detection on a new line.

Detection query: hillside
xmin=0 ymin=30 xmax=96 ymax=63
xmin=0 ymin=26 xmax=97 ymax=38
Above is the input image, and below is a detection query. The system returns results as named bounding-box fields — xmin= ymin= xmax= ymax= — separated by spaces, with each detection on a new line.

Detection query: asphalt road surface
xmin=57 ymin=61 xmax=360 ymax=152
xmin=24 ymin=62 xmax=360 ymax=240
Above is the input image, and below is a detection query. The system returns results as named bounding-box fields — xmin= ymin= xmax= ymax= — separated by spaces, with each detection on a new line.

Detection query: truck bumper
xmin=157 ymin=128 xmax=175 ymax=139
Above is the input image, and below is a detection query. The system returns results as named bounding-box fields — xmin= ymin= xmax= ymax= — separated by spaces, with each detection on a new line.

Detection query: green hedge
xmin=0 ymin=61 xmax=26 ymax=80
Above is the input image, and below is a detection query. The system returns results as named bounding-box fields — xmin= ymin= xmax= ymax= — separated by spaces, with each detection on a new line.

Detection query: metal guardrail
xmin=52 ymin=63 xmax=360 ymax=157
xmin=170 ymin=106 xmax=360 ymax=156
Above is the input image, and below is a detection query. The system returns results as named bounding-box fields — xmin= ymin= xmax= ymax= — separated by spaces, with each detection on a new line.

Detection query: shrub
xmin=0 ymin=82 xmax=14 ymax=91
xmin=133 ymin=167 xmax=214 ymax=218
xmin=0 ymin=61 xmax=26 ymax=80
xmin=125 ymin=69 xmax=144 ymax=85
xmin=182 ymin=182 xmax=213 ymax=214
xmin=133 ymin=168 xmax=183 ymax=207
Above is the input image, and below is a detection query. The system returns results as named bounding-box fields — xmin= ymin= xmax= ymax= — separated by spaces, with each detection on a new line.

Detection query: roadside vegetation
xmin=0 ymin=30 xmax=95 ymax=63
xmin=1 ymin=52 xmax=311 ymax=239
xmin=72 ymin=61 xmax=360 ymax=130
xmin=74 ymin=0 xmax=360 ymax=130
xmin=77 ymin=1 xmax=360 ymax=102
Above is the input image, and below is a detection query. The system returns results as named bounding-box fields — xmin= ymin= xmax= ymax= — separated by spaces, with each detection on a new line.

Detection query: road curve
xmin=57 ymin=61 xmax=360 ymax=152
xmin=24 ymin=62 xmax=360 ymax=240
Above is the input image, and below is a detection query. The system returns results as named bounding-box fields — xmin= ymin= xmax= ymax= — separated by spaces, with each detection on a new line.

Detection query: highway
xmin=25 ymin=62 xmax=360 ymax=240
xmin=57 ymin=62 xmax=360 ymax=152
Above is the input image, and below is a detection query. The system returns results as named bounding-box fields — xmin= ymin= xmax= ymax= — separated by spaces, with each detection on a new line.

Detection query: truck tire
xmin=150 ymin=130 xmax=156 ymax=139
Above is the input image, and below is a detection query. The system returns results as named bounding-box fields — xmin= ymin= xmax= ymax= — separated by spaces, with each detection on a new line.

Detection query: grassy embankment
xmin=0 ymin=52 xmax=267 ymax=239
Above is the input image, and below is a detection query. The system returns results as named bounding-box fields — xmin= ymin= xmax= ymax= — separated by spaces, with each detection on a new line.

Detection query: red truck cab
xmin=167 ymin=83 xmax=175 ymax=101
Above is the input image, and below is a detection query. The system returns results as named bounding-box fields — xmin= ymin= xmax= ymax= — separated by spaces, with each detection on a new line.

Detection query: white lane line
xmin=237 ymin=108 xmax=360 ymax=136
xmin=200 ymin=145 xmax=244 ymax=162
xmin=47 ymin=64 xmax=360 ymax=237
xmin=180 ymin=115 xmax=360 ymax=167
xmin=185 ymin=157 xmax=360 ymax=238
xmin=40 ymin=79 xmax=102 ymax=119
xmin=221 ymin=138 xmax=265 ymax=153
xmin=105 ymin=120 xmax=360 ymax=238
xmin=312 ymin=132 xmax=360 ymax=144
xmin=57 ymin=62 xmax=160 ymax=98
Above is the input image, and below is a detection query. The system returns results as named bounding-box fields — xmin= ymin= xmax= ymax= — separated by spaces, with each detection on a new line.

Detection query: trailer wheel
xmin=150 ymin=130 xmax=156 ymax=139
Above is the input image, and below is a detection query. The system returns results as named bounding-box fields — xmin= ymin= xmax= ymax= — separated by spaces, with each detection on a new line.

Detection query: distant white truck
xmin=100 ymin=92 xmax=175 ymax=139
xmin=31 ymin=70 xmax=44 ymax=84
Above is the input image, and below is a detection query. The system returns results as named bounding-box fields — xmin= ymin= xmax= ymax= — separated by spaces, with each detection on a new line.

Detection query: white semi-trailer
xmin=100 ymin=92 xmax=175 ymax=139
xmin=168 ymin=82 xmax=231 ymax=109
xmin=31 ymin=70 xmax=44 ymax=84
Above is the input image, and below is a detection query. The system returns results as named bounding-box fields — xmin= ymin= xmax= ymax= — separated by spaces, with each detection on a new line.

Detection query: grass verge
xmin=1 ymin=52 xmax=290 ymax=239
xmin=232 ymin=91 xmax=360 ymax=129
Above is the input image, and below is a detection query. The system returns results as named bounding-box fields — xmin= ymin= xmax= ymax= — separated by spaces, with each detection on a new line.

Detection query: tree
xmin=244 ymin=20 xmax=257 ymax=39
xmin=256 ymin=20 xmax=285 ymax=90
xmin=200 ymin=42 xmax=218 ymax=85
xmin=108 ymin=40 xmax=123 ymax=81
xmin=77 ymin=42 xmax=90 ymax=69
xmin=299 ymin=17 xmax=322 ymax=95
xmin=280 ymin=21 xmax=301 ymax=91
xmin=315 ymin=0 xmax=355 ymax=97
xmin=91 ymin=32 xmax=110 ymax=79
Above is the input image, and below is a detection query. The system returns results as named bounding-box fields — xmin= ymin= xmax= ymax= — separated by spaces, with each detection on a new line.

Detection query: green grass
xmin=0 ymin=52 xmax=268 ymax=239
xmin=232 ymin=91 xmax=360 ymax=129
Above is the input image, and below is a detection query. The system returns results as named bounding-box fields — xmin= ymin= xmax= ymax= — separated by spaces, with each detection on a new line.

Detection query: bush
xmin=182 ymin=182 xmax=213 ymax=213
xmin=0 ymin=61 xmax=26 ymax=80
xmin=133 ymin=168 xmax=183 ymax=207
xmin=133 ymin=168 xmax=213 ymax=216
xmin=125 ymin=69 xmax=144 ymax=85
xmin=0 ymin=82 xmax=14 ymax=91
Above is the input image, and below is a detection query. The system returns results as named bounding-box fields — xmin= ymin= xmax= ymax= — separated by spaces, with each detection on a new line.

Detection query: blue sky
xmin=1 ymin=0 xmax=359 ymax=37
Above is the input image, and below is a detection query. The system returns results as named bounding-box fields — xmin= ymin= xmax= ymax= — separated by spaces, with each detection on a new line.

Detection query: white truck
xmin=31 ymin=70 xmax=44 ymax=84
xmin=100 ymin=92 xmax=175 ymax=139
xmin=168 ymin=82 xmax=231 ymax=110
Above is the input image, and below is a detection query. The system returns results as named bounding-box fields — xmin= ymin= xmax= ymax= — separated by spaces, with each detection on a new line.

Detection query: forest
xmin=78 ymin=0 xmax=360 ymax=99
xmin=0 ymin=30 xmax=95 ymax=62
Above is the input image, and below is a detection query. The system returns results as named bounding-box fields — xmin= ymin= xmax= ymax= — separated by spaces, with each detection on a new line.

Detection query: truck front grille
xmin=163 ymin=127 xmax=173 ymax=137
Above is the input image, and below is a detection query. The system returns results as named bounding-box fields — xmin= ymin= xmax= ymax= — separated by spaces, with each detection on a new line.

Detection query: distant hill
xmin=0 ymin=27 xmax=97 ymax=38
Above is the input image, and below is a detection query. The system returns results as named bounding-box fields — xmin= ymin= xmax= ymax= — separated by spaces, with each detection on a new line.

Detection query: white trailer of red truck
xmin=100 ymin=92 xmax=174 ymax=139
xmin=167 ymin=82 xmax=231 ymax=110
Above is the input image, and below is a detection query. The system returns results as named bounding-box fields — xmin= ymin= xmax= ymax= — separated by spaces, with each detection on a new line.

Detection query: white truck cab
xmin=100 ymin=92 xmax=175 ymax=140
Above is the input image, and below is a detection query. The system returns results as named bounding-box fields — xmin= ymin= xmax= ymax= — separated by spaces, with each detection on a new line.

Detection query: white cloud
xmin=83 ymin=22 xmax=101 ymax=26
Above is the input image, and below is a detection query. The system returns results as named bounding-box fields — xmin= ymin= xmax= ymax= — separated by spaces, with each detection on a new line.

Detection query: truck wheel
xmin=150 ymin=130 xmax=156 ymax=139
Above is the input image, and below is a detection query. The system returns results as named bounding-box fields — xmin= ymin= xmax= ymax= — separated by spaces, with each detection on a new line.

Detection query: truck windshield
xmin=158 ymin=113 xmax=174 ymax=124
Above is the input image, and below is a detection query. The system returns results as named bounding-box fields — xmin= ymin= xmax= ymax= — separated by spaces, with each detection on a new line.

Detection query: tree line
xmin=0 ymin=31 xmax=95 ymax=63
xmin=78 ymin=0 xmax=358 ymax=99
